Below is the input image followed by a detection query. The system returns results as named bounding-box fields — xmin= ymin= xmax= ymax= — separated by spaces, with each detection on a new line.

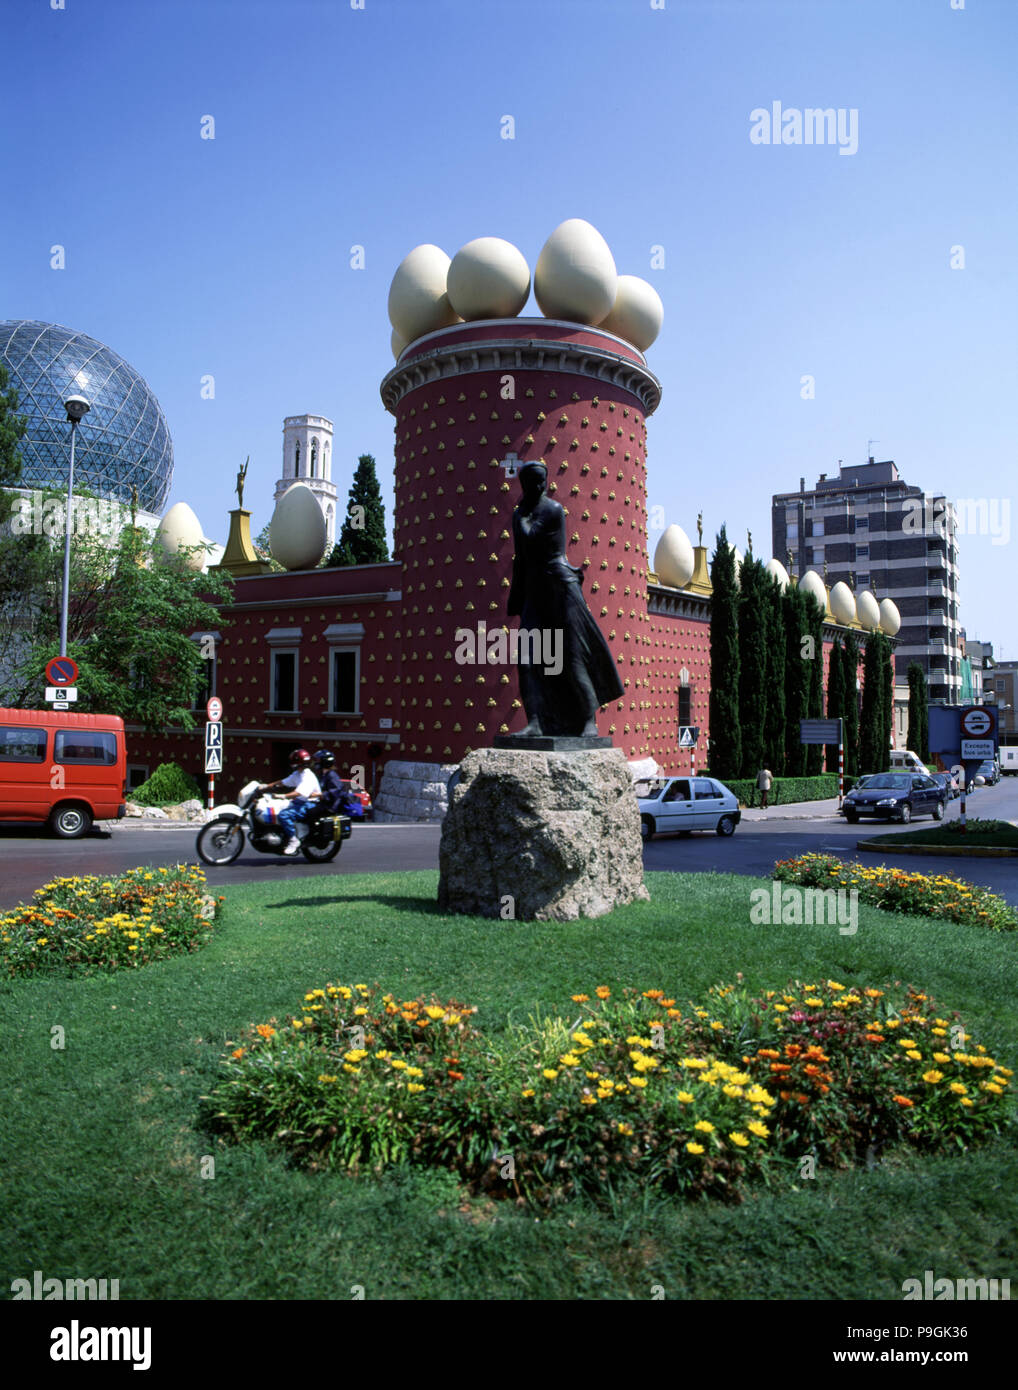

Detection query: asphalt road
xmin=1 ymin=778 xmax=1015 ymax=909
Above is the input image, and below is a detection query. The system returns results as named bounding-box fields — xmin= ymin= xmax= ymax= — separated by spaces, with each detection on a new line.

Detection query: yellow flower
xmin=36 ymin=937 xmax=48 ymax=945
xmin=676 ymin=1090 xmax=694 ymax=1103
xmin=949 ymin=1082 xmax=967 ymax=1095
xmin=617 ymin=1122 xmax=633 ymax=1136
xmin=390 ymin=1059 xmax=408 ymax=1070
xmin=932 ymin=1052 xmax=951 ymax=1064
xmin=630 ymin=1077 xmax=649 ymax=1088
xmin=407 ymin=1082 xmax=425 ymax=1094
xmin=906 ymin=1050 xmax=923 ymax=1062
xmin=580 ymin=1094 xmax=597 ymax=1105
xmin=729 ymin=1132 xmax=750 ymax=1147
xmin=804 ymin=998 xmax=823 ymax=1007
xmin=425 ymin=1005 xmax=445 ymax=1020
xmin=983 ymin=1082 xmax=1004 ymax=1095
xmin=521 ymin=1088 xmax=535 ymax=1098
xmin=709 ymin=1021 xmax=724 ymax=1031
xmin=685 ymin=1142 xmax=705 ymax=1155
xmin=543 ymin=1069 xmax=559 ymax=1080
xmin=747 ymin=1121 xmax=769 ymax=1138
xmin=682 ymin=1057 xmax=708 ymax=1070
xmin=693 ymin=1120 xmax=714 ymax=1133
xmin=374 ymin=1050 xmax=392 ymax=1060
xmin=722 ymin=1084 xmax=744 ymax=1098
xmin=922 ymin=1070 xmax=944 ymax=1084
xmin=773 ymin=1004 xmax=789 ymax=1013
xmin=318 ymin=1074 xmax=338 ymax=1084
xmin=959 ymin=1097 xmax=974 ymax=1108
xmin=353 ymin=1006 xmax=368 ymax=1016
xmin=559 ymin=1053 xmax=580 ymax=1067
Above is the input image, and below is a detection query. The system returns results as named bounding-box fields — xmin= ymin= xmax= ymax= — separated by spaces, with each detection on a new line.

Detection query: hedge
xmin=714 ymin=774 xmax=857 ymax=808
xmin=131 ymin=761 xmax=203 ymax=807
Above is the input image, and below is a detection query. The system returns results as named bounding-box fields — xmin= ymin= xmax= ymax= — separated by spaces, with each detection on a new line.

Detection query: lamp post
xmin=60 ymin=395 xmax=91 ymax=658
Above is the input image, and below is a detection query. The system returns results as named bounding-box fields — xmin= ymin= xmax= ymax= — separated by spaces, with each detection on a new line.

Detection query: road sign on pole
xmin=961 ymin=707 xmax=993 ymax=739
xmin=46 ymin=656 xmax=78 ymax=687
xmin=45 ymin=686 xmax=78 ymax=703
xmin=206 ymin=696 xmax=223 ymax=723
xmin=204 ymin=745 xmax=223 ymax=774
xmin=800 ymin=718 xmax=842 ymax=745
xmin=678 ymin=726 xmax=699 ymax=748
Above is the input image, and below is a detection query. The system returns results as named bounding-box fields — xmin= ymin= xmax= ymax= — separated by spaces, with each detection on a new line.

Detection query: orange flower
xmin=231 ymin=1048 xmax=245 ymax=1059
xmin=571 ymin=994 xmax=590 ymax=1003
xmin=447 ymin=1070 xmax=465 ymax=1081
xmin=595 ymin=986 xmax=611 ymax=999
xmin=784 ymin=1044 xmax=803 ymax=1058
xmin=757 ymin=1048 xmax=781 ymax=1059
xmin=255 ymin=1024 xmax=276 ymax=1039
xmin=770 ymin=1063 xmax=792 ymax=1073
xmin=804 ymin=1064 xmax=821 ymax=1077
xmin=865 ymin=1033 xmax=884 ymax=1043
xmin=892 ymin=1095 xmax=915 ymax=1108
xmin=779 ymin=1090 xmax=792 ymax=1101
xmin=796 ymin=1093 xmax=810 ymax=1105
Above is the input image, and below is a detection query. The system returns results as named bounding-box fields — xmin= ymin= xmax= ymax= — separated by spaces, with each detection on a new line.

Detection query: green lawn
xmin=863 ymin=820 xmax=1018 ymax=850
xmin=1 ymin=869 xmax=1015 ymax=1300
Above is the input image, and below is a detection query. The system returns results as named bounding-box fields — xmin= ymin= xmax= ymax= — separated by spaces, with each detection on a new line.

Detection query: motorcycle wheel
xmin=301 ymin=836 xmax=341 ymax=863
xmin=196 ymin=817 xmax=245 ymax=865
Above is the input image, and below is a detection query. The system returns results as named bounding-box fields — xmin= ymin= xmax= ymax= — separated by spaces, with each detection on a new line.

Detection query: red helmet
xmin=289 ymin=748 xmax=312 ymax=767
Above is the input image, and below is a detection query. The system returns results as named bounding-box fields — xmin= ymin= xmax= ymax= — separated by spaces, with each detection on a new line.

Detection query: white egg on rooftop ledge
xmin=447 ymin=237 xmax=531 ymax=321
xmin=157 ymin=501 xmax=205 ymax=571
xmin=597 ymin=274 xmax=663 ymax=351
xmin=799 ymin=569 xmax=827 ymax=613
xmin=534 ymin=219 xmax=618 ymax=324
xmin=653 ymin=524 xmax=694 ymax=589
xmin=765 ymin=558 xmax=790 ymax=590
xmin=387 ymin=244 xmax=461 ymax=346
xmin=270 ymin=483 xmax=327 ymax=572
xmin=829 ymin=580 xmax=857 ymax=626
xmin=879 ymin=597 xmax=901 ymax=636
xmin=857 ymin=590 xmax=881 ymax=631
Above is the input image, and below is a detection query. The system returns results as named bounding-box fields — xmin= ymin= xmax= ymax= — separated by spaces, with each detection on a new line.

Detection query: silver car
xmin=636 ymin=775 xmax=741 ymax=841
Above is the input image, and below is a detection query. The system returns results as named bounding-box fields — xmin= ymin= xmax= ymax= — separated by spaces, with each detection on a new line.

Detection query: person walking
xmin=756 ymin=766 xmax=773 ymax=809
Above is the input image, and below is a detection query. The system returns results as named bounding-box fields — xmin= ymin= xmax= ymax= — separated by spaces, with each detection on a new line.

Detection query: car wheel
xmin=640 ymin=816 xmax=655 ymax=842
xmin=898 ymin=803 xmax=912 ymax=824
xmin=49 ymin=804 xmax=92 ymax=839
xmin=844 ymin=809 xmax=859 ymax=824
xmin=933 ymin=800 xmax=945 ymax=821
xmin=716 ymin=814 xmax=736 ymax=837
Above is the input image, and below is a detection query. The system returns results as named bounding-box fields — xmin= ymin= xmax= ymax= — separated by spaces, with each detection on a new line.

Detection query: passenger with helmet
xmin=311 ymin=750 xmax=363 ymax=819
xmin=260 ymin=749 xmax=321 ymax=855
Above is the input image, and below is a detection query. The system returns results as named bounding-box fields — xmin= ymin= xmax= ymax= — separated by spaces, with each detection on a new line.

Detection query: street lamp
xmin=60 ymin=395 xmax=91 ymax=658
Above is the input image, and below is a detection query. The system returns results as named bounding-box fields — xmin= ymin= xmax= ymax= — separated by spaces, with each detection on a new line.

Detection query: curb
xmin=856 ymin=841 xmax=1018 ymax=858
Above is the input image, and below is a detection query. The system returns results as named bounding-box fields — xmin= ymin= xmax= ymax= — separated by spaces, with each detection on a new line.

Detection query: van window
xmin=55 ymin=730 xmax=118 ymax=765
xmin=0 ymin=727 xmax=47 ymax=761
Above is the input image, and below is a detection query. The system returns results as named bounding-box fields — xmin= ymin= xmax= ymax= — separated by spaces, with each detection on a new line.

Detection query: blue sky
xmin=3 ymin=0 xmax=1015 ymax=653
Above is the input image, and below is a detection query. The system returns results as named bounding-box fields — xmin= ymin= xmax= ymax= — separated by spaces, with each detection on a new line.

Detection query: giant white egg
xmin=879 ymin=597 xmax=901 ymax=636
xmin=829 ymin=580 xmax=857 ymax=626
xmin=653 ymin=524 xmax=694 ymax=589
xmin=857 ymin=590 xmax=881 ymax=631
xmin=391 ymin=327 xmax=407 ymax=360
xmin=799 ymin=569 xmax=828 ymax=613
xmin=387 ymin=244 xmax=461 ymax=345
xmin=534 ymin=219 xmax=618 ymax=324
xmin=157 ymin=501 xmax=206 ymax=572
xmin=270 ymin=482 xmax=328 ymax=571
xmin=597 ymin=274 xmax=664 ymax=351
xmin=447 ymin=236 xmax=531 ymax=321
xmin=765 ymin=557 xmax=790 ymax=590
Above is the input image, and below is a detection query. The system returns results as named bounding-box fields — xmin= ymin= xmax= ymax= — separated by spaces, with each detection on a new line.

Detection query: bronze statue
xmin=747 ymin=528 xmax=752 ymax=554
xmin=697 ymin=511 xmax=703 ymax=545
xmin=506 ymin=462 xmax=623 ymax=737
xmin=235 ymin=456 xmax=249 ymax=508
xmin=786 ymin=546 xmax=795 ymax=575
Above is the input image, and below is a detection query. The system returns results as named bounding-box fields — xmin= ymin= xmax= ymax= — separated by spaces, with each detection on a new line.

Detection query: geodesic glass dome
xmin=0 ymin=320 xmax=173 ymax=513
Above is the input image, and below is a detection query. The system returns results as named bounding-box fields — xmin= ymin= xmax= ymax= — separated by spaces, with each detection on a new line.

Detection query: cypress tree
xmin=843 ymin=632 xmax=860 ymax=776
xmin=737 ymin=554 xmax=768 ymax=777
xmin=783 ymin=585 xmax=809 ymax=777
xmin=327 ymin=454 xmax=389 ymax=566
xmin=908 ymin=662 xmax=930 ymax=763
xmin=708 ymin=524 xmax=741 ymax=779
xmin=804 ymin=593 xmax=825 ymax=775
xmin=763 ymin=573 xmax=786 ymax=775
xmin=859 ymin=634 xmax=885 ymax=773
xmin=881 ymin=637 xmax=895 ymax=770
xmin=826 ymin=636 xmax=845 ymax=774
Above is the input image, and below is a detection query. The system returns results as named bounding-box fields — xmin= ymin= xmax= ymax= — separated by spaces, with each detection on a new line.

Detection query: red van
xmin=0 ymin=709 xmax=127 ymax=837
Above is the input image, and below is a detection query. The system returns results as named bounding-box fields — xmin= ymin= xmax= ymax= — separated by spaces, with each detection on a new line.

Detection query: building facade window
xmin=295 ymin=441 xmax=301 ymax=476
xmin=324 ymin=622 xmax=365 ymax=715
xmin=678 ymin=686 xmax=692 ymax=727
xmin=265 ymin=628 xmax=303 ymax=712
xmin=310 ymin=439 xmax=318 ymax=478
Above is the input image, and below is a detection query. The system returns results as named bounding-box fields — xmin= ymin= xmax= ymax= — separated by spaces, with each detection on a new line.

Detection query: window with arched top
xmin=323 ymin=440 xmax=330 ymax=478
xmin=310 ymin=439 xmax=319 ymax=478
xmin=294 ymin=441 xmax=301 ymax=476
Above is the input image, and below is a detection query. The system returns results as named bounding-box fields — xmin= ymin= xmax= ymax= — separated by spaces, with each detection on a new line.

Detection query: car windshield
xmin=862 ymin=775 xmax=911 ymax=790
xmin=976 ymin=763 xmax=994 ymax=773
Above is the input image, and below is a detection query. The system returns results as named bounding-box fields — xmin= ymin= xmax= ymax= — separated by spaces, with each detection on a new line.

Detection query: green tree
xmin=842 ymin=632 xmax=860 ymax=776
xmin=737 ymin=554 xmax=768 ymax=777
xmin=782 ymin=584 xmax=809 ymax=777
xmin=859 ymin=632 xmax=892 ymax=774
xmin=907 ymin=661 xmax=929 ymax=763
xmin=762 ymin=573 xmax=787 ymax=775
xmin=882 ymin=638 xmax=895 ymax=769
xmin=826 ymin=636 xmax=846 ymax=775
xmin=0 ymin=491 xmax=233 ymax=732
xmin=327 ymin=454 xmax=389 ymax=566
xmin=0 ymin=362 xmax=27 ymax=486
xmin=252 ymin=522 xmax=285 ymax=573
xmin=804 ymin=592 xmax=825 ymax=775
xmin=708 ymin=524 xmax=741 ymax=779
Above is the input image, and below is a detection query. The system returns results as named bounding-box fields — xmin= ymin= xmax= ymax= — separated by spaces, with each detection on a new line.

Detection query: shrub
xmin=132 ymin=762 xmax=202 ymax=807
xmin=773 ymin=853 xmax=1017 ymax=931
xmin=202 ymin=977 xmax=1012 ymax=1207
xmin=722 ymin=774 xmax=856 ymax=807
xmin=0 ymin=865 xmax=221 ymax=977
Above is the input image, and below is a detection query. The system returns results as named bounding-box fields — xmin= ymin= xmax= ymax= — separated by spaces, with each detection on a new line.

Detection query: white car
xmin=636 ymin=775 xmax=742 ymax=840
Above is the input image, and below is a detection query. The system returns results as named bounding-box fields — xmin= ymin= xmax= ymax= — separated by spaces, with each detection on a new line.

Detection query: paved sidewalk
xmin=739 ymin=796 xmax=844 ymax=822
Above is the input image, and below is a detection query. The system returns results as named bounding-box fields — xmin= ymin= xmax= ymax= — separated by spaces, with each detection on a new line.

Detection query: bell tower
xmin=276 ymin=414 xmax=339 ymax=545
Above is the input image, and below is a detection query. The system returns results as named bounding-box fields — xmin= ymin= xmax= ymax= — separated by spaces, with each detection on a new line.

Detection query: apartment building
xmin=772 ymin=458 xmax=962 ymax=704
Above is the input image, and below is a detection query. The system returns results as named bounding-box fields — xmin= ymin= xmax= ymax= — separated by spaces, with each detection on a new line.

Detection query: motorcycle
xmin=195 ymin=781 xmax=352 ymax=866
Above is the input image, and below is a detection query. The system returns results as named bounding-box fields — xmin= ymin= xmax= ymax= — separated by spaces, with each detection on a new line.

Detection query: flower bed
xmin=203 ymin=977 xmax=1012 ymax=1206
xmin=0 ymin=866 xmax=221 ymax=977
xmin=773 ymin=852 xmax=1017 ymax=931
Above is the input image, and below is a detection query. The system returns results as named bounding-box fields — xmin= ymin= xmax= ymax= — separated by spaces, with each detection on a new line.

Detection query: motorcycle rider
xmin=260 ymin=749 xmax=321 ymax=855
xmin=311 ymin=750 xmax=363 ymax=819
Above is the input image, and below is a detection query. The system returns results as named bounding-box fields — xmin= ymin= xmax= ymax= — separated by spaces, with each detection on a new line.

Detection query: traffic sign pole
xmin=838 ymin=719 xmax=844 ymax=807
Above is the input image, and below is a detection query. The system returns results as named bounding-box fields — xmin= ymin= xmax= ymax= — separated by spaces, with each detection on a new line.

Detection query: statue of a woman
xmin=505 ymin=462 xmax=624 ymax=737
